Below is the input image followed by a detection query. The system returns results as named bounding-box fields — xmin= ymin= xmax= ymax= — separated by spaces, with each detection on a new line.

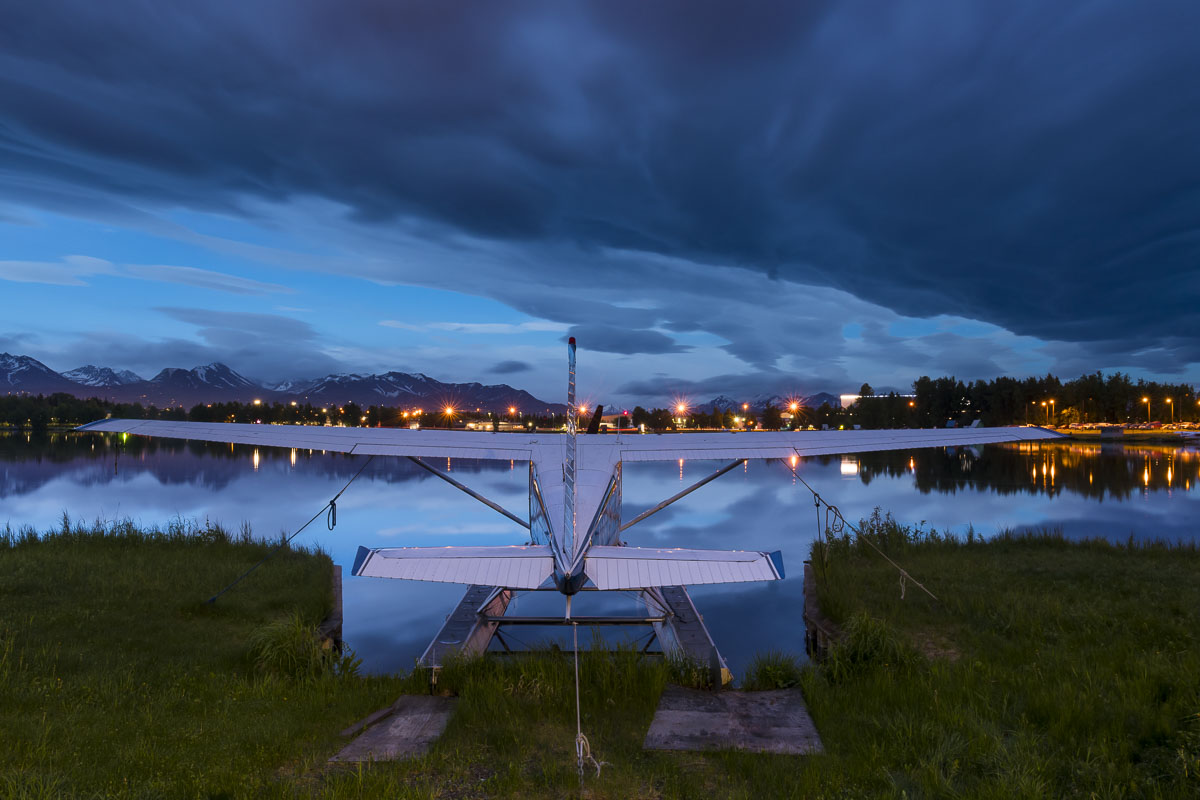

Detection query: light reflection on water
xmin=3 ymin=432 xmax=1198 ymax=678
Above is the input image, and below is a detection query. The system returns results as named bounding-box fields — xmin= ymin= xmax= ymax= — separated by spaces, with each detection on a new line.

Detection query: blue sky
xmin=2 ymin=1 xmax=1197 ymax=406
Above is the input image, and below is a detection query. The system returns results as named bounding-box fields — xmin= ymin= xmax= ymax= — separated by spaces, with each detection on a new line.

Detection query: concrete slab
xmin=643 ymin=685 xmax=823 ymax=755
xmin=330 ymin=695 xmax=456 ymax=762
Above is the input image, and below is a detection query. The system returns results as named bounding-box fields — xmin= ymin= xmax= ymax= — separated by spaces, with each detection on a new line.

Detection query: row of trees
xmin=3 ymin=370 xmax=1196 ymax=432
xmin=887 ymin=372 xmax=1196 ymax=428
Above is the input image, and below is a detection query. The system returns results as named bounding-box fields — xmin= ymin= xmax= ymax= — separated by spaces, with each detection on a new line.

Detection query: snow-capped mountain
xmin=62 ymin=365 xmax=144 ymax=387
xmin=0 ymin=353 xmax=82 ymax=394
xmin=288 ymin=371 xmax=564 ymax=413
xmin=135 ymin=364 xmax=264 ymax=406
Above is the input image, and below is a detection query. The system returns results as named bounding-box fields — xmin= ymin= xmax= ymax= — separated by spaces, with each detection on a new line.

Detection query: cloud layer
xmin=1 ymin=1 xmax=1198 ymax=389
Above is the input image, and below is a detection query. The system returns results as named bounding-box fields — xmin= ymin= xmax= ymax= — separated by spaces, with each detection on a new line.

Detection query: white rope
xmin=572 ymin=619 xmax=606 ymax=782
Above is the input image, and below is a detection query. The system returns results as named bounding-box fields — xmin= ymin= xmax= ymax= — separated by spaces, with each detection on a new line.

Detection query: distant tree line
xmin=2 ymin=370 xmax=1195 ymax=432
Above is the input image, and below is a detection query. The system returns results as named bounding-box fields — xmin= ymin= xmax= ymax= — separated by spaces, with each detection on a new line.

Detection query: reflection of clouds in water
xmin=5 ymin=435 xmax=1200 ymax=676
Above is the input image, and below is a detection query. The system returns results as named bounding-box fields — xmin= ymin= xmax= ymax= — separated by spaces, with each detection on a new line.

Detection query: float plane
xmin=79 ymin=339 xmax=1060 ymax=674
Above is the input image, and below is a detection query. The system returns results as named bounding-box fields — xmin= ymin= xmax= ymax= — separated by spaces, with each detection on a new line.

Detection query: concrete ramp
xmin=643 ymin=685 xmax=823 ymax=755
xmin=330 ymin=695 xmax=456 ymax=762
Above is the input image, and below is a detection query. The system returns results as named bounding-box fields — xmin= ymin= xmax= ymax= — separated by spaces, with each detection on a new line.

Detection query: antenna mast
xmin=564 ymin=337 xmax=577 ymax=557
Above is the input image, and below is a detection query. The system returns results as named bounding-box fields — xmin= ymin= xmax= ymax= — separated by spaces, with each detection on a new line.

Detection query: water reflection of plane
xmin=79 ymin=339 xmax=1060 ymax=672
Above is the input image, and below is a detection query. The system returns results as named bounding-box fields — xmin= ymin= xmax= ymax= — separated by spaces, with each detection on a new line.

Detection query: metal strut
xmin=619 ymin=458 xmax=746 ymax=532
xmin=406 ymin=456 xmax=530 ymax=529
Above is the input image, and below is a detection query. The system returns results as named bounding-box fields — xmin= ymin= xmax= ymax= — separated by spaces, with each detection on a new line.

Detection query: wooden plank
xmin=645 ymin=586 xmax=732 ymax=686
xmin=419 ymin=585 xmax=512 ymax=667
xmin=330 ymin=696 xmax=456 ymax=762
xmin=643 ymin=686 xmax=823 ymax=754
xmin=802 ymin=561 xmax=841 ymax=661
xmin=317 ymin=565 xmax=343 ymax=651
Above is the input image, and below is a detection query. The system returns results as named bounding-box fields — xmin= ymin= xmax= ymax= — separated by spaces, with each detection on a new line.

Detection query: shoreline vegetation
xmin=3 ymin=365 xmax=1199 ymax=433
xmin=3 ymin=518 xmax=1199 ymax=798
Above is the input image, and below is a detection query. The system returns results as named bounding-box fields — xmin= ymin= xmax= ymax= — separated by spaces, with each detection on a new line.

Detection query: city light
xmin=788 ymin=401 xmax=799 ymax=413
xmin=676 ymin=403 xmax=687 ymax=414
xmin=508 ymin=406 xmax=516 ymax=415
xmin=252 ymin=399 xmax=262 ymax=406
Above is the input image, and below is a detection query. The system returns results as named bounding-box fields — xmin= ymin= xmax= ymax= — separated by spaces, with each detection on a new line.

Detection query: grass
xmin=807 ymin=509 xmax=1200 ymax=798
xmin=3 ymin=515 xmax=1199 ymax=798
xmin=0 ymin=517 xmax=402 ymax=799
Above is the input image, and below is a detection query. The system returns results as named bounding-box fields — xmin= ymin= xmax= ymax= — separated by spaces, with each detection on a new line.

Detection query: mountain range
xmin=0 ymin=352 xmax=841 ymax=413
xmin=0 ymin=353 xmax=565 ymax=412
xmin=699 ymin=392 xmax=842 ymax=414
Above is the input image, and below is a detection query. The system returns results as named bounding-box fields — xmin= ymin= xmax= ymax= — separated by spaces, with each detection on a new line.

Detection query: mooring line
xmin=787 ymin=458 xmax=938 ymax=602
xmin=205 ymin=455 xmax=375 ymax=604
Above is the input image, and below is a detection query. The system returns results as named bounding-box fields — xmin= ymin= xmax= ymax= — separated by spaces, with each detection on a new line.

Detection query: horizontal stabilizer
xmin=584 ymin=545 xmax=783 ymax=590
xmin=352 ymin=545 xmax=554 ymax=588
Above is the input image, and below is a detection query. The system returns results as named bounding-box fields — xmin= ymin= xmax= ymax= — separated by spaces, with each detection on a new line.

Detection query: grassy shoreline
xmin=3 ymin=518 xmax=1199 ymax=798
xmin=808 ymin=512 xmax=1200 ymax=798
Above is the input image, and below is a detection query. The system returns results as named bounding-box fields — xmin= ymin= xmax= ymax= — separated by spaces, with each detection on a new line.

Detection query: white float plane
xmin=79 ymin=339 xmax=1060 ymax=669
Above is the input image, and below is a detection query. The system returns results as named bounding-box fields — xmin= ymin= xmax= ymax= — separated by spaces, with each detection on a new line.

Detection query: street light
xmin=1049 ymin=399 xmax=1055 ymax=426
xmin=1166 ymin=397 xmax=1173 ymax=423
xmin=1040 ymin=400 xmax=1048 ymax=424
xmin=1142 ymin=396 xmax=1150 ymax=423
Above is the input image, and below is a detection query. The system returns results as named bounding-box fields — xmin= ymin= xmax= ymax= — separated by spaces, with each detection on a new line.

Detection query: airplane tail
xmin=583 ymin=545 xmax=783 ymax=590
xmin=352 ymin=545 xmax=555 ymax=589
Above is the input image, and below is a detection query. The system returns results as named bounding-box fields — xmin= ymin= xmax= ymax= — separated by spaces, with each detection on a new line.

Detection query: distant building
xmin=839 ymin=393 xmax=916 ymax=409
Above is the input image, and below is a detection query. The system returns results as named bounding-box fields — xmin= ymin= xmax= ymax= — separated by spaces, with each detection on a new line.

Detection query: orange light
xmin=676 ymin=403 xmax=687 ymax=414
xmin=742 ymin=403 xmax=749 ymax=411
xmin=579 ymin=404 xmax=588 ymax=414
xmin=443 ymin=406 xmax=454 ymax=416
xmin=788 ymin=402 xmax=798 ymax=412
xmin=508 ymin=406 xmax=516 ymax=415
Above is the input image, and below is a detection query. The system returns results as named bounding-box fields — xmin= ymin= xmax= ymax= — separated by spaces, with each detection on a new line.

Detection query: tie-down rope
xmin=205 ymin=455 xmax=375 ymax=604
xmin=786 ymin=458 xmax=937 ymax=602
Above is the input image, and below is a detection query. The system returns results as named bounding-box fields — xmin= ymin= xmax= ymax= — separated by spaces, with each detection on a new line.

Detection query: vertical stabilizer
xmin=564 ymin=337 xmax=577 ymax=558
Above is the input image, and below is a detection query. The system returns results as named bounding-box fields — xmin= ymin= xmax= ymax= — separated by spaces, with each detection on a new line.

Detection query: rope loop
xmin=327 ymin=500 xmax=337 ymax=530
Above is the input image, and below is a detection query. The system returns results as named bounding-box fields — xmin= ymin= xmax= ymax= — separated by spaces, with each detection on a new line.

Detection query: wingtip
xmin=351 ymin=545 xmax=372 ymax=576
xmin=768 ymin=550 xmax=785 ymax=580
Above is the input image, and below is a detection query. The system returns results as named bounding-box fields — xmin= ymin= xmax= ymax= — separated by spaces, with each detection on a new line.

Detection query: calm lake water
xmin=3 ymin=431 xmax=1198 ymax=678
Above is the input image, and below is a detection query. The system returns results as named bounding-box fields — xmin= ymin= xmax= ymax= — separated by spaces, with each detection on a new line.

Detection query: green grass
xmin=0 ymin=518 xmax=402 ymax=799
xmin=4 ymin=515 xmax=1199 ymax=798
xmin=807 ymin=510 xmax=1200 ymax=798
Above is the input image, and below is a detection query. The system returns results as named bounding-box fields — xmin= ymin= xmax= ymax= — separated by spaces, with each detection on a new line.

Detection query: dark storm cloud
xmin=488 ymin=360 xmax=533 ymax=375
xmin=2 ymin=0 xmax=1199 ymax=362
xmin=565 ymin=325 xmax=687 ymax=356
xmin=147 ymin=308 xmax=340 ymax=381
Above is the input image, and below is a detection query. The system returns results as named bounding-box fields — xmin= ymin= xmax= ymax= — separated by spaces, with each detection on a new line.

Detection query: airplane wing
xmin=76 ymin=419 xmax=548 ymax=462
xmin=607 ymin=426 xmax=1062 ymax=462
xmin=77 ymin=419 xmax=1062 ymax=466
xmin=351 ymin=545 xmax=554 ymax=589
xmin=584 ymin=545 xmax=783 ymax=590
